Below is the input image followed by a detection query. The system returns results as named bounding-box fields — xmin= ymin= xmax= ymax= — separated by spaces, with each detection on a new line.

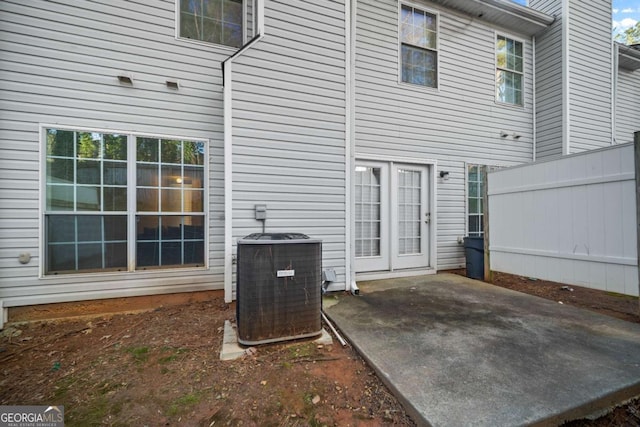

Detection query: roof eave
xmin=428 ymin=0 xmax=555 ymax=36
xmin=618 ymin=43 xmax=640 ymax=71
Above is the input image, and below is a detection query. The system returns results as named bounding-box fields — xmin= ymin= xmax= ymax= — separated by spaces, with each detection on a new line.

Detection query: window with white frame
xmin=496 ymin=35 xmax=524 ymax=105
xmin=178 ymin=0 xmax=243 ymax=48
xmin=355 ymin=166 xmax=382 ymax=258
xmin=44 ymin=129 xmax=206 ymax=275
xmin=400 ymin=4 xmax=438 ymax=88
xmin=467 ymin=165 xmax=484 ymax=237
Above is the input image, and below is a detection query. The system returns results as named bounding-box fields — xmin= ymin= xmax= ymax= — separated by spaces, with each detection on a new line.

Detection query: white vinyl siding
xmin=529 ymin=0 xmax=564 ymax=160
xmin=615 ymin=68 xmax=640 ymax=144
xmin=530 ymin=0 xmax=613 ymax=157
xmin=567 ymin=0 xmax=612 ymax=153
xmin=0 ymin=0 xmax=228 ymax=306
xmin=230 ymin=0 xmax=346 ymax=296
xmin=355 ymin=0 xmax=534 ymax=270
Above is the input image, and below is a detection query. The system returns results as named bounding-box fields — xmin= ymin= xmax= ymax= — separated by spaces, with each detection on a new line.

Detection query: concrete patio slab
xmin=324 ymin=274 xmax=640 ymax=426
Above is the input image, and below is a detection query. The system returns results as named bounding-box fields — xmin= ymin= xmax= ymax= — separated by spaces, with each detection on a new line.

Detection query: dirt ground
xmin=0 ymin=295 xmax=415 ymax=426
xmin=1 ymin=271 xmax=640 ymax=426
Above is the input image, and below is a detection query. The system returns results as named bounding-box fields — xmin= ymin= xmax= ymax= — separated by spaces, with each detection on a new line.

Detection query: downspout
xmin=612 ymin=42 xmax=618 ymax=145
xmin=0 ymin=300 xmax=5 ymax=330
xmin=222 ymin=0 xmax=265 ymax=303
xmin=561 ymin=1 xmax=570 ymax=155
xmin=347 ymin=0 xmax=358 ymax=295
xmin=532 ymin=35 xmax=537 ymax=162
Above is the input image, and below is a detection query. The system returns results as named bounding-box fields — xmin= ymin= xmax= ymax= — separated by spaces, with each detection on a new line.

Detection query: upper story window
xmin=496 ymin=35 xmax=524 ymax=106
xmin=179 ymin=0 xmax=243 ymax=48
xmin=400 ymin=4 xmax=438 ymax=88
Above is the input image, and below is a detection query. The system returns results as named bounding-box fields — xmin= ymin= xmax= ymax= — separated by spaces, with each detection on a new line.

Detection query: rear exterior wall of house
xmin=229 ymin=0 xmax=347 ymax=297
xmin=530 ymin=0 xmax=615 ymax=158
xmin=616 ymin=68 xmax=640 ymax=144
xmin=0 ymin=0 xmax=347 ymax=307
xmin=354 ymin=0 xmax=536 ymax=270
xmin=0 ymin=0 xmax=229 ymax=306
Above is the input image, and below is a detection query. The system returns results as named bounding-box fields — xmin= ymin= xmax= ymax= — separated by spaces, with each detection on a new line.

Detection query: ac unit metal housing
xmin=236 ymin=233 xmax=322 ymax=345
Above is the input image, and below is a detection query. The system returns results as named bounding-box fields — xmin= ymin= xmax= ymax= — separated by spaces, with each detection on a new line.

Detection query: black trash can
xmin=463 ymin=236 xmax=484 ymax=280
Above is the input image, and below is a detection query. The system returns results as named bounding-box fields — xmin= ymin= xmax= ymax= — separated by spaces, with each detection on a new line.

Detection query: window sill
xmin=174 ymin=36 xmax=240 ymax=52
xmin=40 ymin=265 xmax=210 ymax=281
xmin=495 ymin=100 xmax=526 ymax=110
xmin=397 ymin=80 xmax=440 ymax=94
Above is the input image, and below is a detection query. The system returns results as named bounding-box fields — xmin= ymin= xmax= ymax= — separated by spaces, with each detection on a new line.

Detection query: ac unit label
xmin=277 ymin=269 xmax=295 ymax=278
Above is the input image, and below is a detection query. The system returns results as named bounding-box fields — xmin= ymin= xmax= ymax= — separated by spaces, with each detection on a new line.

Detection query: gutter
xmin=479 ymin=0 xmax=555 ymax=26
xmin=617 ymin=43 xmax=640 ymax=71
xmin=430 ymin=0 xmax=554 ymax=36
xmin=222 ymin=0 xmax=265 ymax=303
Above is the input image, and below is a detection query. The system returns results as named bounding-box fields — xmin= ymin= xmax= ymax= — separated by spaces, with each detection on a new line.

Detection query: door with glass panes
xmin=355 ymin=161 xmax=430 ymax=272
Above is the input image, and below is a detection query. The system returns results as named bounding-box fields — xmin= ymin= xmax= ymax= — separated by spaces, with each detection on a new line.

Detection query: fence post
xmin=482 ymin=166 xmax=491 ymax=283
xmin=635 ymin=131 xmax=640 ymax=316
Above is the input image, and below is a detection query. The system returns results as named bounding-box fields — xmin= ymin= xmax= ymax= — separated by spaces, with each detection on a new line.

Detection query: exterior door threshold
xmin=356 ymin=268 xmax=436 ymax=282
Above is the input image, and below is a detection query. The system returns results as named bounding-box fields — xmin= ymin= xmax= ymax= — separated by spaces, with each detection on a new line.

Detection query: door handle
xmin=425 ymin=212 xmax=431 ymax=224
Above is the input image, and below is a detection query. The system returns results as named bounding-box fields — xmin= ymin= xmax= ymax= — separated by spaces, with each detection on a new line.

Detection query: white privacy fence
xmin=488 ymin=142 xmax=638 ymax=296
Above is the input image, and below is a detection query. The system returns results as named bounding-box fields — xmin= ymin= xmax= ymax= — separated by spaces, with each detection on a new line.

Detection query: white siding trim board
xmin=222 ymin=0 xmax=265 ymax=303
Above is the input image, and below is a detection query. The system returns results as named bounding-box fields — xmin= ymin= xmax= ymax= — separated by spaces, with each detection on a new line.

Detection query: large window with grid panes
xmin=44 ymin=128 xmax=206 ymax=275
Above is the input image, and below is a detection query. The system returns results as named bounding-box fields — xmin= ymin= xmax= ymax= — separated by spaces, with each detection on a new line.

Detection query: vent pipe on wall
xmin=222 ymin=0 xmax=266 ymax=303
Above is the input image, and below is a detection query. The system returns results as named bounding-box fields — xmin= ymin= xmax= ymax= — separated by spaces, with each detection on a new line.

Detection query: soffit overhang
xmin=428 ymin=0 xmax=555 ymax=36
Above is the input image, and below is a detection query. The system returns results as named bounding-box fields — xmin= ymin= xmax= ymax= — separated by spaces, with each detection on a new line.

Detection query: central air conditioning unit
xmin=236 ymin=233 xmax=322 ymax=345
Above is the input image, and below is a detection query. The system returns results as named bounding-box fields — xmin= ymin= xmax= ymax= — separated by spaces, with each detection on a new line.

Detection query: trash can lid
xmin=241 ymin=232 xmax=310 ymax=240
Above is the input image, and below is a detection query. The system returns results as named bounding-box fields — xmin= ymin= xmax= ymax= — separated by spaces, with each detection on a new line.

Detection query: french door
xmin=354 ymin=161 xmax=430 ymax=273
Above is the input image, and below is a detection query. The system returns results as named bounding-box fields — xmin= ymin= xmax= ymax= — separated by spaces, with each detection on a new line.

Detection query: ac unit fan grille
xmin=237 ymin=240 xmax=322 ymax=345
